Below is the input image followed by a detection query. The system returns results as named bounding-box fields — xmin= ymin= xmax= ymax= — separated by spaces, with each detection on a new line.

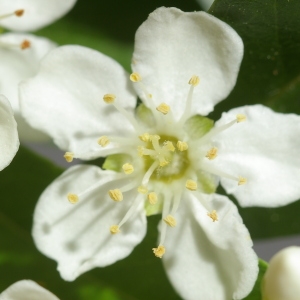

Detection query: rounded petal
xmin=0 ymin=33 xmax=56 ymax=141
xmin=162 ymin=193 xmax=258 ymax=300
xmin=0 ymin=280 xmax=59 ymax=300
xmin=0 ymin=95 xmax=19 ymax=171
xmin=213 ymin=105 xmax=300 ymax=207
xmin=0 ymin=0 xmax=76 ymax=31
xmin=132 ymin=7 xmax=243 ymax=118
xmin=20 ymin=45 xmax=137 ymax=158
xmin=32 ymin=165 xmax=147 ymax=281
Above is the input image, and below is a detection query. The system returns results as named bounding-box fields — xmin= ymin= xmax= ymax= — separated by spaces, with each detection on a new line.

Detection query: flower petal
xmin=162 ymin=193 xmax=258 ymax=300
xmin=0 ymin=33 xmax=56 ymax=141
xmin=0 ymin=95 xmax=19 ymax=171
xmin=0 ymin=280 xmax=59 ymax=300
xmin=132 ymin=7 xmax=243 ymax=118
xmin=213 ymin=104 xmax=300 ymax=207
xmin=20 ymin=45 xmax=137 ymax=158
xmin=0 ymin=0 xmax=76 ymax=31
xmin=32 ymin=165 xmax=146 ymax=281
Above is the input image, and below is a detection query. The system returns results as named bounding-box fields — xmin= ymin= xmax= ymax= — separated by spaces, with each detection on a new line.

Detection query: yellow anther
xmin=20 ymin=40 xmax=30 ymax=50
xmin=130 ymin=72 xmax=142 ymax=82
xmin=148 ymin=192 xmax=158 ymax=205
xmin=64 ymin=152 xmax=74 ymax=163
xmin=236 ymin=114 xmax=246 ymax=123
xmin=122 ymin=163 xmax=134 ymax=174
xmin=188 ymin=75 xmax=200 ymax=87
xmin=15 ymin=9 xmax=24 ymax=17
xmin=103 ymin=93 xmax=116 ymax=104
xmin=137 ymin=186 xmax=148 ymax=194
xmin=152 ymin=245 xmax=166 ymax=258
xmin=185 ymin=179 xmax=197 ymax=191
xmin=164 ymin=141 xmax=175 ymax=152
xmin=148 ymin=94 xmax=153 ymax=98
xmin=150 ymin=134 xmax=160 ymax=142
xmin=98 ymin=136 xmax=110 ymax=147
xmin=207 ymin=210 xmax=218 ymax=222
xmin=67 ymin=193 xmax=79 ymax=204
xmin=108 ymin=189 xmax=123 ymax=202
xmin=206 ymin=147 xmax=218 ymax=160
xmin=238 ymin=177 xmax=247 ymax=186
xmin=139 ymin=133 xmax=150 ymax=142
xmin=156 ymin=103 xmax=170 ymax=115
xmin=110 ymin=225 xmax=120 ymax=234
xmin=177 ymin=141 xmax=188 ymax=151
xmin=164 ymin=215 xmax=176 ymax=227
xmin=137 ymin=146 xmax=145 ymax=157
xmin=159 ymin=159 xmax=169 ymax=167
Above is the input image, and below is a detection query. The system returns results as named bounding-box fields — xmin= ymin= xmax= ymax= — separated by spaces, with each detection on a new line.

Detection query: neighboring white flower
xmin=262 ymin=246 xmax=300 ymax=300
xmin=0 ymin=280 xmax=59 ymax=300
xmin=20 ymin=7 xmax=300 ymax=299
xmin=0 ymin=94 xmax=19 ymax=171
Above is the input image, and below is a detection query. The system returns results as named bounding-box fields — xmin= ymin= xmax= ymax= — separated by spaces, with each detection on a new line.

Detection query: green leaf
xmin=103 ymin=154 xmax=131 ymax=172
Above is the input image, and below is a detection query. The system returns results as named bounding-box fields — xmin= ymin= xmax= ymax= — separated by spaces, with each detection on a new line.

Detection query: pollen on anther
xmin=130 ymin=72 xmax=142 ymax=82
xmin=207 ymin=210 xmax=218 ymax=222
xmin=186 ymin=179 xmax=197 ymax=191
xmin=164 ymin=215 xmax=176 ymax=227
xmin=137 ymin=146 xmax=145 ymax=157
xmin=110 ymin=225 xmax=120 ymax=234
xmin=177 ymin=141 xmax=188 ymax=151
xmin=139 ymin=133 xmax=150 ymax=142
xmin=188 ymin=75 xmax=200 ymax=87
xmin=20 ymin=40 xmax=30 ymax=50
xmin=64 ymin=152 xmax=74 ymax=163
xmin=15 ymin=9 xmax=24 ymax=17
xmin=98 ymin=136 xmax=110 ymax=147
xmin=156 ymin=103 xmax=170 ymax=115
xmin=67 ymin=193 xmax=79 ymax=204
xmin=236 ymin=114 xmax=246 ymax=123
xmin=137 ymin=185 xmax=148 ymax=194
xmin=206 ymin=147 xmax=218 ymax=160
xmin=108 ymin=189 xmax=123 ymax=202
xmin=159 ymin=159 xmax=169 ymax=167
xmin=238 ymin=177 xmax=247 ymax=185
xmin=148 ymin=192 xmax=158 ymax=205
xmin=122 ymin=163 xmax=134 ymax=174
xmin=103 ymin=93 xmax=116 ymax=104
xmin=152 ymin=245 xmax=166 ymax=258
xmin=164 ymin=141 xmax=175 ymax=152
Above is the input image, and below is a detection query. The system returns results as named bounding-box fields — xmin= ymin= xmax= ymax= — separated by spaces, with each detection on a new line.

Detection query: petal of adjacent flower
xmin=0 ymin=280 xmax=59 ymax=300
xmin=162 ymin=193 xmax=258 ymax=300
xmin=213 ymin=104 xmax=300 ymax=207
xmin=0 ymin=0 xmax=77 ymax=31
xmin=32 ymin=165 xmax=146 ymax=281
xmin=0 ymin=33 xmax=56 ymax=141
xmin=132 ymin=7 xmax=243 ymax=118
xmin=20 ymin=45 xmax=137 ymax=158
xmin=0 ymin=95 xmax=19 ymax=171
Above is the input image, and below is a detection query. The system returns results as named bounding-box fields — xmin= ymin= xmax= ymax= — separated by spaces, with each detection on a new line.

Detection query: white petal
xmin=162 ymin=193 xmax=258 ymax=300
xmin=0 ymin=280 xmax=59 ymax=300
xmin=0 ymin=33 xmax=56 ymax=141
xmin=213 ymin=105 xmax=300 ymax=207
xmin=132 ymin=7 xmax=243 ymax=118
xmin=20 ymin=45 xmax=137 ymax=158
xmin=0 ymin=0 xmax=76 ymax=31
xmin=32 ymin=165 xmax=147 ymax=281
xmin=0 ymin=95 xmax=19 ymax=171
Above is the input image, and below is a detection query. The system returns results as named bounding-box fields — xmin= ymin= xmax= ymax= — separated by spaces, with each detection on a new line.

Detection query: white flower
xmin=262 ymin=246 xmax=300 ymax=300
xmin=0 ymin=94 xmax=19 ymax=171
xmin=0 ymin=280 xmax=59 ymax=300
xmin=20 ymin=7 xmax=300 ymax=299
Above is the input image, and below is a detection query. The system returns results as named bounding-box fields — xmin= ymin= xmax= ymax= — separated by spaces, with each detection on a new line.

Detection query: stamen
xmin=188 ymin=75 xmax=200 ymax=87
xmin=15 ymin=9 xmax=24 ymax=17
xmin=164 ymin=215 xmax=176 ymax=227
xmin=108 ymin=189 xmax=123 ymax=202
xmin=156 ymin=103 xmax=170 ymax=115
xmin=103 ymin=94 xmax=116 ymax=104
xmin=110 ymin=225 xmax=120 ymax=234
xmin=200 ymin=163 xmax=241 ymax=183
xmin=142 ymin=161 xmax=159 ymax=186
xmin=129 ymin=72 xmax=142 ymax=82
xmin=207 ymin=210 xmax=218 ymax=222
xmin=148 ymin=192 xmax=158 ymax=205
xmin=163 ymin=141 xmax=175 ymax=152
xmin=137 ymin=185 xmax=148 ymax=194
xmin=152 ymin=245 xmax=166 ymax=258
xmin=236 ymin=114 xmax=246 ymax=123
xmin=122 ymin=163 xmax=134 ymax=174
xmin=238 ymin=177 xmax=247 ymax=185
xmin=0 ymin=9 xmax=24 ymax=20
xmin=139 ymin=132 xmax=150 ymax=142
xmin=64 ymin=152 xmax=74 ymax=162
xmin=185 ymin=179 xmax=197 ymax=191
xmin=20 ymin=40 xmax=30 ymax=50
xmin=98 ymin=136 xmax=110 ymax=147
xmin=177 ymin=141 xmax=188 ymax=151
xmin=206 ymin=147 xmax=218 ymax=160
xmin=67 ymin=193 xmax=79 ymax=204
